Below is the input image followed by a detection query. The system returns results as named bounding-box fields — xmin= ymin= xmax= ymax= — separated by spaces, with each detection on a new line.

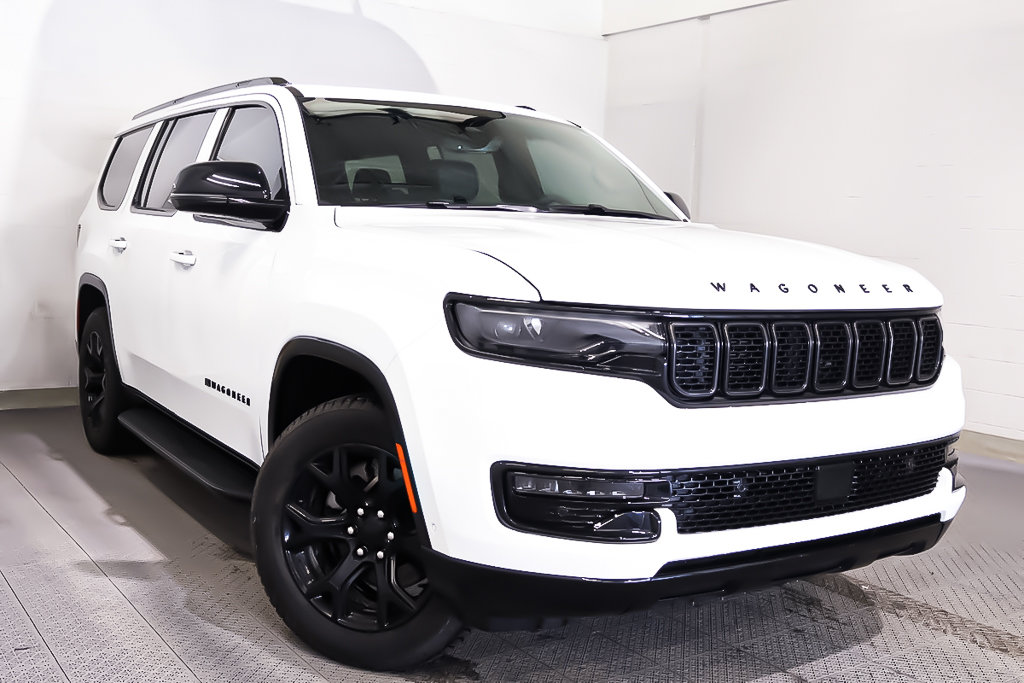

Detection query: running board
xmin=118 ymin=408 xmax=257 ymax=500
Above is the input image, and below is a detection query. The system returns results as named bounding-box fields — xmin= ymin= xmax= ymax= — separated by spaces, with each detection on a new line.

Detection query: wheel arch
xmin=77 ymin=273 xmax=110 ymax=345
xmin=269 ymin=338 xmax=430 ymax=542
xmin=269 ymin=337 xmax=407 ymax=448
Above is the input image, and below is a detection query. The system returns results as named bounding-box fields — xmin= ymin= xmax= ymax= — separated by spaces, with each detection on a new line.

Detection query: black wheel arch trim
xmin=270 ymin=337 xmax=432 ymax=546
xmin=77 ymin=273 xmax=111 ymax=347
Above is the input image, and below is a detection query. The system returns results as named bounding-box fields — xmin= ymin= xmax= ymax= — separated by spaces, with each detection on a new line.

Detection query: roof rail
xmin=132 ymin=76 xmax=291 ymax=120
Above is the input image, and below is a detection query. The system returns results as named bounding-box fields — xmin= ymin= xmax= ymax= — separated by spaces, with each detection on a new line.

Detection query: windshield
xmin=300 ymin=98 xmax=680 ymax=220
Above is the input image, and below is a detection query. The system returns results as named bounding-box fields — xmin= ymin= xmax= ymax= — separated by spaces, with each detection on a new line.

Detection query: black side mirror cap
xmin=170 ymin=161 xmax=288 ymax=225
xmin=664 ymin=191 xmax=690 ymax=219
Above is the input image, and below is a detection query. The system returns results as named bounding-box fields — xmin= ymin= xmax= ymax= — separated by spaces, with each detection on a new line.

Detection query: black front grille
xmin=670 ymin=440 xmax=949 ymax=533
xmin=670 ymin=312 xmax=942 ymax=403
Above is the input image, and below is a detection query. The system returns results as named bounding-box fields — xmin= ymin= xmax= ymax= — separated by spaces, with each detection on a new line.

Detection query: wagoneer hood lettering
xmin=338 ymin=210 xmax=942 ymax=310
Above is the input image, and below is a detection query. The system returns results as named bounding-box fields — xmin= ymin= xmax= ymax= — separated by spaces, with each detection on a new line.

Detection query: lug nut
xmin=346 ymin=526 xmax=355 ymax=535
xmin=386 ymin=531 xmax=395 ymax=541
xmin=355 ymin=547 xmax=365 ymax=557
xmin=376 ymin=510 xmax=385 ymax=519
xmin=356 ymin=508 xmax=364 ymax=517
xmin=376 ymin=550 xmax=385 ymax=560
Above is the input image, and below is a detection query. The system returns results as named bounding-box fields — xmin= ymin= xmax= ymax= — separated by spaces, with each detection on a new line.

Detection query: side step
xmin=118 ymin=408 xmax=257 ymax=500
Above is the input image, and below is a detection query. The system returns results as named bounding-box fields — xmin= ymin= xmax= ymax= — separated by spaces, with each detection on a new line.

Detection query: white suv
xmin=75 ymin=77 xmax=966 ymax=671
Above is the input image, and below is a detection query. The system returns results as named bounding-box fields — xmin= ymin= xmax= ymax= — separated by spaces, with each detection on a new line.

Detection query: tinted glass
xmin=99 ymin=126 xmax=153 ymax=209
xmin=300 ymin=99 xmax=678 ymax=220
xmin=140 ymin=111 xmax=216 ymax=211
xmin=215 ymin=107 xmax=288 ymax=200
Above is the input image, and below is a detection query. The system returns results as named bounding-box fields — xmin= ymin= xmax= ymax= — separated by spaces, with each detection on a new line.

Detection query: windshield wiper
xmin=544 ymin=203 xmax=667 ymax=220
xmin=381 ymin=201 xmax=539 ymax=212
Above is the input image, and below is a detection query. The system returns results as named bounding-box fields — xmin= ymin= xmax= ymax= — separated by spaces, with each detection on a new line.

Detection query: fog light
xmin=511 ymin=474 xmax=645 ymax=499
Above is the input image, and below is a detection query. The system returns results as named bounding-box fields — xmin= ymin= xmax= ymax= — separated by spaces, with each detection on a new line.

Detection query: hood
xmin=336 ymin=209 xmax=942 ymax=311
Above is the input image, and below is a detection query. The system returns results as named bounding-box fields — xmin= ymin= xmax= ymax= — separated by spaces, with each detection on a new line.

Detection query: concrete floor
xmin=0 ymin=407 xmax=1022 ymax=682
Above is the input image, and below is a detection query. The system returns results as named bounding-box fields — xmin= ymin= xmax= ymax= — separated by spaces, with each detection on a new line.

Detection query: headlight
xmin=445 ymin=296 xmax=666 ymax=376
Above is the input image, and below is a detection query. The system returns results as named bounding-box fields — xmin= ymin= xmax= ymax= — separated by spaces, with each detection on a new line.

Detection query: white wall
xmin=605 ymin=0 xmax=1024 ymax=440
xmin=0 ymin=0 xmax=605 ymax=392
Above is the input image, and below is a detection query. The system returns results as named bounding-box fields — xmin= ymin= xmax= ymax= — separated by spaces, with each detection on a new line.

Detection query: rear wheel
xmin=78 ymin=307 xmax=132 ymax=454
xmin=252 ymin=396 xmax=462 ymax=671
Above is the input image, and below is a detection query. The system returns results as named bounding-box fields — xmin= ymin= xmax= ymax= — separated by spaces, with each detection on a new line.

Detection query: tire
xmin=78 ymin=307 xmax=133 ymax=454
xmin=252 ymin=396 xmax=463 ymax=671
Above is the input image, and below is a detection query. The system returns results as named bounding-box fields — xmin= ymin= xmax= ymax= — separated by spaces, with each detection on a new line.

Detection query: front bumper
xmin=386 ymin=324 xmax=966 ymax=578
xmin=424 ymin=514 xmax=952 ymax=630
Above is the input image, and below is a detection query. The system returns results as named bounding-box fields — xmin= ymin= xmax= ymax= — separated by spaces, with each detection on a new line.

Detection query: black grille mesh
xmin=814 ymin=322 xmax=851 ymax=391
xmin=918 ymin=317 xmax=942 ymax=381
xmin=887 ymin=320 xmax=918 ymax=384
xmin=671 ymin=441 xmax=948 ymax=533
xmin=671 ymin=324 xmax=718 ymax=397
xmin=723 ymin=324 xmax=768 ymax=395
xmin=668 ymin=313 xmax=941 ymax=402
xmin=771 ymin=323 xmax=811 ymax=393
xmin=852 ymin=321 xmax=886 ymax=388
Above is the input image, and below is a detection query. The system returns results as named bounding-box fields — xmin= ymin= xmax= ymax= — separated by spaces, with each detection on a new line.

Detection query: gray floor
xmin=0 ymin=408 xmax=1022 ymax=682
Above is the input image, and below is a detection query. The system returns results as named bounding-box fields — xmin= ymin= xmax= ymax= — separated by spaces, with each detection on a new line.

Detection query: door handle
xmin=170 ymin=250 xmax=196 ymax=267
xmin=108 ymin=237 xmax=128 ymax=252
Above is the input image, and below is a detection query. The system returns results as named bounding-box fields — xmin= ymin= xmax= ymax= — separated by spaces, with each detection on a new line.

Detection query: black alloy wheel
xmin=78 ymin=307 xmax=131 ymax=453
xmin=252 ymin=397 xmax=462 ymax=670
xmin=283 ymin=443 xmax=427 ymax=631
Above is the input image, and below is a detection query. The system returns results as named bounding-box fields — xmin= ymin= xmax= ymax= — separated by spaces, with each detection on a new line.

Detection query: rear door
xmin=116 ymin=110 xmax=221 ymax=410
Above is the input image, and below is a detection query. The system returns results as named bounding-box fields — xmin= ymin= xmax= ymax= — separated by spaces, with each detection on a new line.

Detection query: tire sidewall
xmin=252 ymin=399 xmax=461 ymax=671
xmin=78 ymin=307 xmax=129 ymax=453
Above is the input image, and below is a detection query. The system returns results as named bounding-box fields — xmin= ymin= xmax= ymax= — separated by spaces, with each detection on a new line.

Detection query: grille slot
xmin=770 ymin=322 xmax=812 ymax=393
xmin=723 ymin=323 xmax=768 ymax=396
xmin=852 ymin=321 xmax=886 ymax=389
xmin=814 ymin=322 xmax=852 ymax=391
xmin=671 ymin=441 xmax=948 ymax=533
xmin=887 ymin=319 xmax=918 ymax=385
xmin=670 ymin=323 xmax=719 ymax=398
xmin=917 ymin=316 xmax=943 ymax=382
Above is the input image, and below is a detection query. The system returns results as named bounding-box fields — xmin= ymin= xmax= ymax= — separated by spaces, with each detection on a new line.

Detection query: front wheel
xmin=252 ymin=396 xmax=462 ymax=671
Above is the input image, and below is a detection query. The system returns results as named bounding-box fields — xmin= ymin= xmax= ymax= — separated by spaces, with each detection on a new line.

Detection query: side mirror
xmin=664 ymin=191 xmax=690 ymax=219
xmin=170 ymin=161 xmax=288 ymax=224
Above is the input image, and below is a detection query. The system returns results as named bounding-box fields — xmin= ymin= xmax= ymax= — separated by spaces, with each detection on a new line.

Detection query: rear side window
xmin=138 ymin=111 xmax=216 ymax=212
xmin=214 ymin=106 xmax=288 ymax=200
xmin=98 ymin=126 xmax=153 ymax=210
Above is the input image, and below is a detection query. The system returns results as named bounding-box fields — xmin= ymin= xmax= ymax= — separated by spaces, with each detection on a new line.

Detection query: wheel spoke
xmin=82 ymin=367 xmax=104 ymax=394
xmin=307 ymin=447 xmax=364 ymax=501
xmin=283 ymin=503 xmax=352 ymax=549
xmin=86 ymin=393 xmax=105 ymax=419
xmin=374 ymin=555 xmax=418 ymax=628
xmin=304 ymin=552 xmax=365 ymax=599
xmin=370 ymin=449 xmax=405 ymax=498
xmin=86 ymin=331 xmax=104 ymax=363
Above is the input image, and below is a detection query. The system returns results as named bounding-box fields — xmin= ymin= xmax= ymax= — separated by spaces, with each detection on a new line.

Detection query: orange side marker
xmin=395 ymin=443 xmax=418 ymax=514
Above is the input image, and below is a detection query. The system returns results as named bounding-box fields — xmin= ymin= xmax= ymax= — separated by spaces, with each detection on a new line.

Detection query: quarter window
xmin=138 ymin=111 xmax=216 ymax=212
xmin=99 ymin=126 xmax=153 ymax=210
xmin=214 ymin=107 xmax=288 ymax=200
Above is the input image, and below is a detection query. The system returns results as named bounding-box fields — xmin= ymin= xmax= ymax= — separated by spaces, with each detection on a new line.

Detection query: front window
xmin=300 ymin=98 xmax=679 ymax=220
